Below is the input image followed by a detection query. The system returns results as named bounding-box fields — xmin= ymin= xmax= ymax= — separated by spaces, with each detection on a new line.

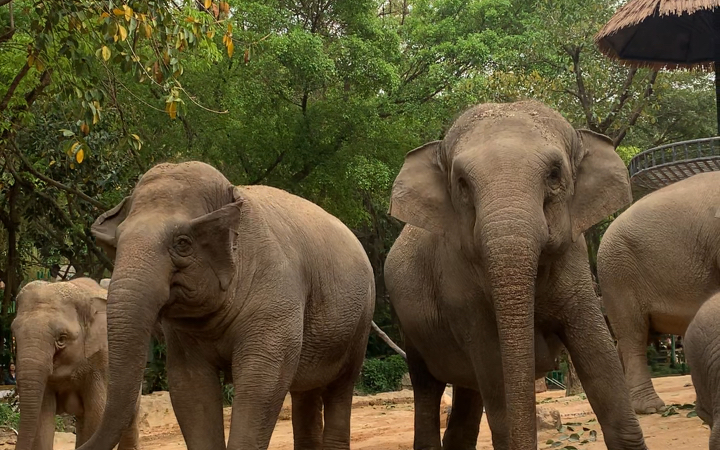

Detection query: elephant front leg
xmin=166 ymin=337 xmax=226 ymax=450
xmin=561 ymin=300 xmax=647 ymax=450
xmin=406 ymin=340 xmax=446 ymax=450
xmin=226 ymin=336 xmax=299 ymax=450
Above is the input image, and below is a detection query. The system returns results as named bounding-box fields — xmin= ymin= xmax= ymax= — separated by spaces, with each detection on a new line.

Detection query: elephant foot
xmin=631 ymin=394 xmax=666 ymax=415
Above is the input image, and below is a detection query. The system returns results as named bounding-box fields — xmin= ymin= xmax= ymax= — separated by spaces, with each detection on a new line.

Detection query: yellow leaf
xmin=101 ymin=11 xmax=110 ymax=18
xmin=166 ymin=101 xmax=178 ymax=120
xmin=76 ymin=148 xmax=85 ymax=164
xmin=204 ymin=0 xmax=212 ymax=8
xmin=227 ymin=22 xmax=232 ymax=33
xmin=35 ymin=58 xmax=44 ymax=71
xmin=69 ymin=141 xmax=82 ymax=157
xmin=207 ymin=29 xmax=215 ymax=38
xmin=119 ymin=25 xmax=128 ymax=41
xmin=101 ymin=46 xmax=111 ymax=61
xmin=227 ymin=39 xmax=234 ymax=58
xmin=123 ymin=5 xmax=133 ymax=21
xmin=113 ymin=8 xmax=124 ymax=16
xmin=49 ymin=160 xmax=56 ymax=167
xmin=143 ymin=23 xmax=152 ymax=38
xmin=27 ymin=54 xmax=35 ymax=68
xmin=70 ymin=163 xmax=75 ymax=170
xmin=185 ymin=16 xmax=195 ymax=23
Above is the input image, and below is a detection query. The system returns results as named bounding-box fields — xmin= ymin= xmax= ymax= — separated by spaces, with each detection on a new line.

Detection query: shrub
xmin=0 ymin=402 xmax=18 ymax=430
xmin=356 ymin=355 xmax=408 ymax=394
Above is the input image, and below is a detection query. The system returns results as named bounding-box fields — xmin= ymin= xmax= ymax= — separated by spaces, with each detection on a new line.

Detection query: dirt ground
xmin=2 ymin=375 xmax=708 ymax=449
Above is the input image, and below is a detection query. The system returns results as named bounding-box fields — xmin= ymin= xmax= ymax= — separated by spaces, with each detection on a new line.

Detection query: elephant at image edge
xmin=685 ymin=291 xmax=720 ymax=449
xmin=76 ymin=161 xmax=375 ymax=450
xmin=12 ymin=278 xmax=140 ymax=450
xmin=385 ymin=100 xmax=646 ymax=450
xmin=597 ymin=171 xmax=720 ymax=414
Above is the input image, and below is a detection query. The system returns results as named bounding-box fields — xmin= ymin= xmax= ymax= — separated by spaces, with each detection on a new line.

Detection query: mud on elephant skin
xmin=11 ymin=278 xmax=140 ymax=450
xmin=79 ymin=161 xmax=375 ymax=450
xmin=385 ymin=100 xmax=646 ymax=450
xmin=685 ymin=292 xmax=720 ymax=449
xmin=598 ymin=171 xmax=720 ymax=415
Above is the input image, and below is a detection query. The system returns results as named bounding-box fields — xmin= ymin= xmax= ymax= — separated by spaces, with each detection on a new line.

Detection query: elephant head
xmin=388 ymin=100 xmax=631 ymax=446
xmin=12 ymin=278 xmax=107 ymax=450
xmin=83 ymin=161 xmax=242 ymax=450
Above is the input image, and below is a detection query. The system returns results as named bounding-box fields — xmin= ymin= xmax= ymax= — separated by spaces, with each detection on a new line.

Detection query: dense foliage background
xmin=0 ymin=0 xmax=714 ymax=394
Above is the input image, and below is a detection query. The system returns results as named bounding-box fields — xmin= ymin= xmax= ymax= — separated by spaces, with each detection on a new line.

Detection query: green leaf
xmin=61 ymin=129 xmax=75 ymax=137
xmin=687 ymin=410 xmax=698 ymax=418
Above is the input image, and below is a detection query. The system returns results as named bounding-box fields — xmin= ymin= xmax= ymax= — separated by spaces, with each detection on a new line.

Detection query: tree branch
xmin=598 ymin=68 xmax=637 ymax=132
xmin=10 ymin=142 xmax=108 ymax=210
xmin=612 ymin=70 xmax=659 ymax=147
xmin=371 ymin=321 xmax=406 ymax=360
xmin=0 ymin=0 xmax=14 ymax=7
xmin=0 ymin=62 xmax=29 ymax=114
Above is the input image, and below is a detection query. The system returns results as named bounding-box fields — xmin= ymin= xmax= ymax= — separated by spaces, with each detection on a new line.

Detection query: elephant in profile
xmin=77 ymin=161 xmax=375 ymax=450
xmin=685 ymin=291 xmax=720 ymax=449
xmin=598 ymin=171 xmax=720 ymax=414
xmin=385 ymin=100 xmax=645 ymax=450
xmin=12 ymin=278 xmax=140 ymax=450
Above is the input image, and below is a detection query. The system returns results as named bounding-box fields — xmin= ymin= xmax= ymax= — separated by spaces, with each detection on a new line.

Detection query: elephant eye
xmin=56 ymin=334 xmax=67 ymax=349
xmin=547 ymin=165 xmax=562 ymax=188
xmin=173 ymin=235 xmax=194 ymax=257
xmin=456 ymin=176 xmax=471 ymax=202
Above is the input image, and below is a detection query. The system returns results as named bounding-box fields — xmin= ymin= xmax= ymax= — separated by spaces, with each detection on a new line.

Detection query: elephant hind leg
xmin=442 ymin=387 xmax=483 ymax=450
xmin=291 ymin=389 xmax=324 ymax=450
xmin=606 ymin=293 xmax=664 ymax=414
xmin=407 ymin=343 xmax=446 ymax=450
xmin=319 ymin=377 xmax=355 ymax=450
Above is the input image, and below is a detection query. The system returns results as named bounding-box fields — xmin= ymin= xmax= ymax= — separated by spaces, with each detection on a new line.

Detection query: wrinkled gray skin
xmin=385 ymin=100 xmax=646 ymax=450
xmin=685 ymin=292 xmax=720 ymax=449
xmin=12 ymin=278 xmax=140 ymax=450
xmin=598 ymin=171 xmax=720 ymax=415
xmin=77 ymin=161 xmax=375 ymax=450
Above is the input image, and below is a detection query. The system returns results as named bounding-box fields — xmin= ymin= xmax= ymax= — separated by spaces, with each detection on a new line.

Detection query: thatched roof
xmin=595 ymin=0 xmax=720 ymax=70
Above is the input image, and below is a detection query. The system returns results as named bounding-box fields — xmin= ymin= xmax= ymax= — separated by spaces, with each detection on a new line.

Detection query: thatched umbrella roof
xmin=596 ymin=0 xmax=720 ymax=70
xmin=596 ymin=0 xmax=720 ymax=134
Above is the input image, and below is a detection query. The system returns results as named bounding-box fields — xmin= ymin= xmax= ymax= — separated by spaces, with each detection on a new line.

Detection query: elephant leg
xmin=291 ymin=389 xmax=323 ymax=450
xmin=321 ymin=375 xmax=357 ymax=450
xmin=442 ymin=387 xmax=483 ymax=450
xmin=76 ymin=378 xmax=105 ymax=447
xmin=166 ymin=337 xmax=225 ymax=450
xmin=33 ymin=390 xmax=56 ymax=450
xmin=606 ymin=295 xmax=664 ymax=414
xmin=406 ymin=340 xmax=445 ymax=450
xmin=226 ymin=331 xmax=299 ymax=450
xmin=562 ymin=300 xmax=647 ymax=450
xmin=117 ymin=390 xmax=142 ymax=450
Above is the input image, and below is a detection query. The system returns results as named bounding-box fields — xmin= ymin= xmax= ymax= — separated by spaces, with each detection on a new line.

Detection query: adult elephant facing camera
xmin=385 ymin=100 xmax=646 ymax=450
xmin=78 ymin=161 xmax=375 ymax=450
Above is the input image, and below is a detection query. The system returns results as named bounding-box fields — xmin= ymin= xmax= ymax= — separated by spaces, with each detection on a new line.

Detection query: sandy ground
xmin=0 ymin=375 xmax=708 ymax=449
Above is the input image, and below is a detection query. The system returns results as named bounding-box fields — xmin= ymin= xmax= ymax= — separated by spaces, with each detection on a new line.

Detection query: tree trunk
xmin=564 ymin=351 xmax=584 ymax=396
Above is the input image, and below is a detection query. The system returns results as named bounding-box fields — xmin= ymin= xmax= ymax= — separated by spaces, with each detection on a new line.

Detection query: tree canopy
xmin=0 ymin=0 xmax=715 ymax=360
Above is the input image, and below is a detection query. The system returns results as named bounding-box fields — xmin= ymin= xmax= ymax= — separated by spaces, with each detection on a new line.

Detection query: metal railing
xmin=629 ymin=136 xmax=720 ymax=190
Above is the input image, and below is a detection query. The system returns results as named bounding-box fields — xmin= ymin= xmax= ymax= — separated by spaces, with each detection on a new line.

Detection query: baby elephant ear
xmin=91 ymin=196 xmax=132 ymax=261
xmin=188 ymin=193 xmax=245 ymax=291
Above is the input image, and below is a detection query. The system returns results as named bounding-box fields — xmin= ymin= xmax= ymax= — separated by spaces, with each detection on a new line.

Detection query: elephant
xmin=11 ymin=277 xmax=140 ymax=450
xmin=77 ymin=161 xmax=375 ymax=450
xmin=597 ymin=171 xmax=720 ymax=414
xmin=685 ymin=291 xmax=720 ymax=448
xmin=384 ymin=100 xmax=646 ymax=450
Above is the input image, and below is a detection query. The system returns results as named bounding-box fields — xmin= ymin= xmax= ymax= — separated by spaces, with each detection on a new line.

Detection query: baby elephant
xmin=686 ymin=292 xmax=720 ymax=449
xmin=12 ymin=278 xmax=140 ymax=450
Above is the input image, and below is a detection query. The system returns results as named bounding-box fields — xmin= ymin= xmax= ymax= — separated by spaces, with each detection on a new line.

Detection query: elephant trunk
xmin=478 ymin=199 xmax=546 ymax=450
xmin=15 ymin=334 xmax=53 ymax=450
xmin=80 ymin=245 xmax=169 ymax=450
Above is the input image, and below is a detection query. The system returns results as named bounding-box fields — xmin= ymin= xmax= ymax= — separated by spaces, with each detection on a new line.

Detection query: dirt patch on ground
xmin=0 ymin=375 xmax=707 ymax=449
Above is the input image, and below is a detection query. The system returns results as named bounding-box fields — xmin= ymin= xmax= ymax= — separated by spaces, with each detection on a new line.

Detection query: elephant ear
xmin=388 ymin=141 xmax=456 ymax=234
xmin=91 ymin=196 xmax=132 ymax=261
xmin=71 ymin=289 xmax=108 ymax=359
xmin=570 ymin=130 xmax=632 ymax=241
xmin=186 ymin=187 xmax=244 ymax=291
